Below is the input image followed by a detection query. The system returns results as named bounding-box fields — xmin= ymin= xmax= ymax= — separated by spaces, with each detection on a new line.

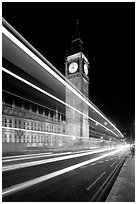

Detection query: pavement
xmin=106 ymin=153 xmax=135 ymax=202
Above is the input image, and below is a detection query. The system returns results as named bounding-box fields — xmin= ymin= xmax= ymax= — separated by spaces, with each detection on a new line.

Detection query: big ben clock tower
xmin=65 ymin=20 xmax=89 ymax=143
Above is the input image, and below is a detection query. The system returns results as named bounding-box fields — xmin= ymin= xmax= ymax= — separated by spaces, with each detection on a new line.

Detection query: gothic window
xmin=63 ymin=127 xmax=65 ymax=133
xmin=8 ymin=119 xmax=12 ymax=127
xmin=32 ymin=122 xmax=34 ymax=130
xmin=43 ymin=135 xmax=46 ymax=143
xmin=42 ymin=124 xmax=44 ymax=131
xmin=27 ymin=122 xmax=29 ymax=130
xmin=11 ymin=134 xmax=15 ymax=143
xmin=24 ymin=121 xmax=26 ymax=128
xmin=32 ymin=135 xmax=34 ymax=143
xmin=2 ymin=132 xmax=6 ymax=142
xmin=24 ymin=122 xmax=26 ymax=129
xmin=21 ymin=135 xmax=24 ymax=143
xmin=4 ymin=118 xmax=7 ymax=127
xmin=39 ymin=135 xmax=41 ymax=143
xmin=25 ymin=135 xmax=27 ymax=143
xmin=29 ymin=121 xmax=31 ymax=130
xmin=35 ymin=122 xmax=37 ymax=131
xmin=6 ymin=133 xmax=10 ymax=143
xmin=42 ymin=136 xmax=44 ymax=142
xmin=29 ymin=135 xmax=32 ymax=143
xmin=36 ymin=135 xmax=38 ymax=143
xmin=49 ymin=124 xmax=51 ymax=132
xmin=18 ymin=120 xmax=21 ymax=128
xmin=47 ymin=124 xmax=49 ymax=132
xmin=2 ymin=117 xmax=4 ymax=126
xmin=37 ymin=123 xmax=39 ymax=131
xmin=14 ymin=134 xmax=18 ymax=143
xmin=6 ymin=118 xmax=9 ymax=127
xmin=47 ymin=135 xmax=50 ymax=144
xmin=33 ymin=123 xmax=35 ymax=131
xmin=15 ymin=119 xmax=18 ymax=128
xmin=40 ymin=123 xmax=42 ymax=131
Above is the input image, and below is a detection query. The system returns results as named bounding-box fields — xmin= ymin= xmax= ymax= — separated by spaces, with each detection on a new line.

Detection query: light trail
xmin=110 ymin=161 xmax=117 ymax=167
xmin=2 ymin=148 xmax=108 ymax=163
xmin=2 ymin=126 xmax=80 ymax=139
xmin=2 ymin=152 xmax=72 ymax=163
xmin=2 ymin=152 xmax=53 ymax=160
xmin=2 ymin=67 xmax=120 ymax=138
xmin=2 ymin=147 xmax=125 ymax=197
xmin=2 ymin=148 xmax=114 ymax=172
xmin=2 ymin=25 xmax=124 ymax=138
xmin=86 ymin=171 xmax=106 ymax=191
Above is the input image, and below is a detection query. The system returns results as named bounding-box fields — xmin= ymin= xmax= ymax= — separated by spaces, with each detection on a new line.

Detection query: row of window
xmin=2 ymin=116 xmax=65 ymax=133
xmin=2 ymin=131 xmax=64 ymax=144
xmin=3 ymin=103 xmax=65 ymax=122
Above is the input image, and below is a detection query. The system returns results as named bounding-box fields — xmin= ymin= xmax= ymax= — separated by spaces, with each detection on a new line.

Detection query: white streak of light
xmin=2 ymin=152 xmax=53 ymax=160
xmin=2 ymin=152 xmax=72 ymax=163
xmin=110 ymin=161 xmax=117 ymax=167
xmin=2 ymin=148 xmax=123 ymax=197
xmin=2 ymin=126 xmax=79 ymax=139
xmin=2 ymin=149 xmax=95 ymax=162
xmin=2 ymin=148 xmax=114 ymax=172
xmin=3 ymin=148 xmax=112 ymax=163
xmin=86 ymin=171 xmax=106 ymax=191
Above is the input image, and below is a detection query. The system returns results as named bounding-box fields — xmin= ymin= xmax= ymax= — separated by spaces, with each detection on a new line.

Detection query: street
xmin=2 ymin=146 xmax=129 ymax=202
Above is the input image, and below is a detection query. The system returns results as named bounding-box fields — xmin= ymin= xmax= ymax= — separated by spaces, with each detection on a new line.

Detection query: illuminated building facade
xmin=65 ymin=21 xmax=89 ymax=143
xmin=2 ymin=91 xmax=66 ymax=152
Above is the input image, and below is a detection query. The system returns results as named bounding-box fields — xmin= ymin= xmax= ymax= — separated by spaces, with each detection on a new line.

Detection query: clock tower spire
xmin=68 ymin=19 xmax=84 ymax=56
xmin=65 ymin=20 xmax=89 ymax=144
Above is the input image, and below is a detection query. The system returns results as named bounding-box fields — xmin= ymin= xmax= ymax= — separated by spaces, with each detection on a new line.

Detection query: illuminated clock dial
xmin=69 ymin=62 xmax=78 ymax=73
xmin=84 ymin=63 xmax=88 ymax=75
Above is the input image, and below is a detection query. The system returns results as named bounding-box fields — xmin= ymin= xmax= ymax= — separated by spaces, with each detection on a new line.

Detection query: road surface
xmin=2 ymin=146 xmax=129 ymax=202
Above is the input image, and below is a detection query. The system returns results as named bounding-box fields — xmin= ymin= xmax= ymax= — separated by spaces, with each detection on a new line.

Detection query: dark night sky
xmin=2 ymin=2 xmax=135 ymax=131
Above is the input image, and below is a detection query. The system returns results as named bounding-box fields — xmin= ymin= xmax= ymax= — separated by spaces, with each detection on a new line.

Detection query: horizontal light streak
xmin=2 ymin=152 xmax=53 ymax=160
xmin=2 ymin=148 xmax=112 ymax=172
xmin=3 ymin=149 xmax=99 ymax=162
xmin=2 ymin=126 xmax=79 ymax=139
xmin=2 ymin=148 xmax=123 ymax=197
xmin=2 ymin=67 xmax=119 ymax=138
xmin=2 ymin=148 xmax=106 ymax=163
xmin=2 ymin=26 xmax=123 ymax=138
xmin=2 ymin=152 xmax=72 ymax=163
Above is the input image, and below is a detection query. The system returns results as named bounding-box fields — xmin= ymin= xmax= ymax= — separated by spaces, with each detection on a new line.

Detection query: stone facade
xmin=2 ymin=100 xmax=66 ymax=152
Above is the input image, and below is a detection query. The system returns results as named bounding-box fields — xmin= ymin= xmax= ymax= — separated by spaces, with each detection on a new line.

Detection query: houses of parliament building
xmin=2 ymin=91 xmax=66 ymax=152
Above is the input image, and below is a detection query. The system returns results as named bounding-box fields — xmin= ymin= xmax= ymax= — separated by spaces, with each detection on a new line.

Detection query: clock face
xmin=69 ymin=62 xmax=78 ymax=73
xmin=84 ymin=63 xmax=88 ymax=75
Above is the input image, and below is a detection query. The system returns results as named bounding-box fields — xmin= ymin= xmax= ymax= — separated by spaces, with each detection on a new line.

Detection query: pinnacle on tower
xmin=72 ymin=19 xmax=80 ymax=40
xmin=68 ymin=19 xmax=84 ymax=56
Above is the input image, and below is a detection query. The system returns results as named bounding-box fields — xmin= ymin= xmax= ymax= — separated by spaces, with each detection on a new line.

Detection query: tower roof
xmin=67 ymin=19 xmax=84 ymax=56
xmin=72 ymin=19 xmax=80 ymax=40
